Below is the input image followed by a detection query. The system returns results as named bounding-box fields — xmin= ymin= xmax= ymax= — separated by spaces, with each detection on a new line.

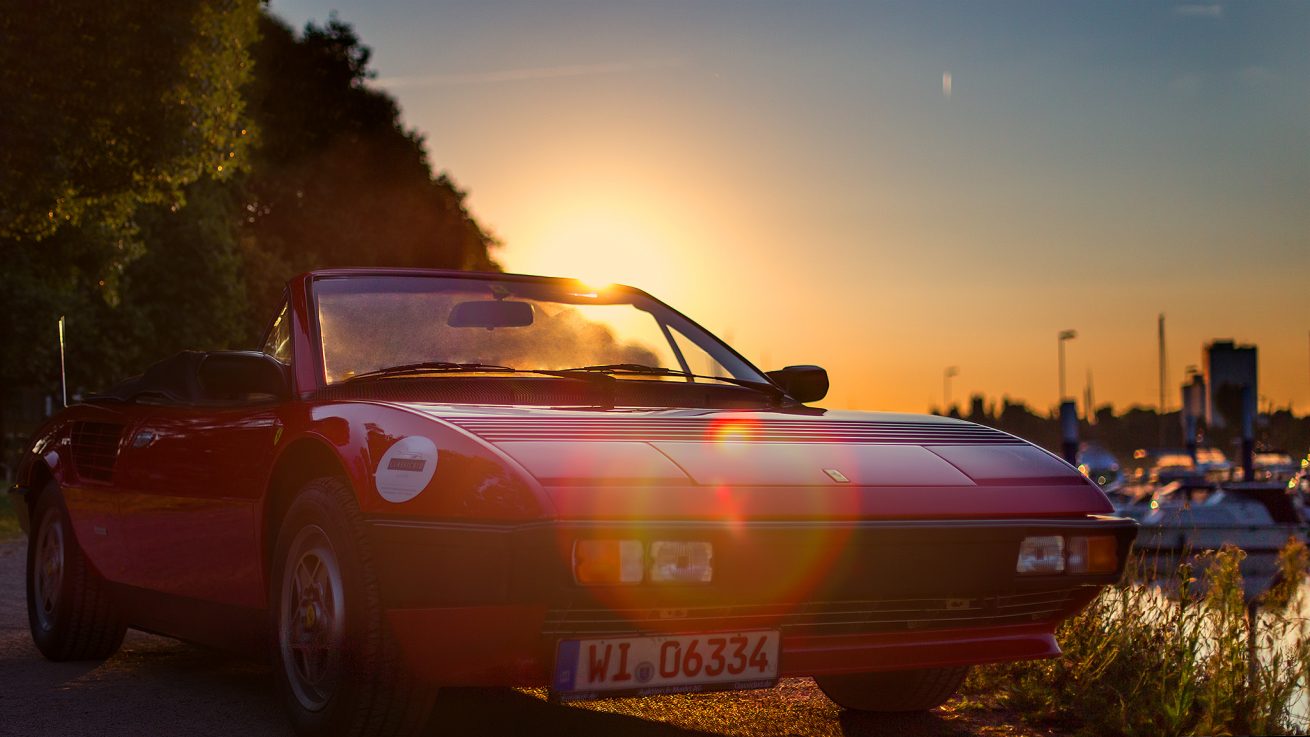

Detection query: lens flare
xmin=706 ymin=417 xmax=760 ymax=443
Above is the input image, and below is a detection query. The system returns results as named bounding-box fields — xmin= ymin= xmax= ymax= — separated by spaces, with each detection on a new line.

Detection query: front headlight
xmin=1016 ymin=534 xmax=1120 ymax=575
xmin=648 ymin=541 xmax=713 ymax=583
xmin=1016 ymin=535 xmax=1065 ymax=574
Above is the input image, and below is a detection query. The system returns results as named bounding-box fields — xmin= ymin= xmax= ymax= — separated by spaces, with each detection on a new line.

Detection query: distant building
xmin=1203 ymin=340 xmax=1257 ymax=428
xmin=1181 ymin=371 xmax=1206 ymax=417
xmin=1180 ymin=370 xmax=1206 ymax=444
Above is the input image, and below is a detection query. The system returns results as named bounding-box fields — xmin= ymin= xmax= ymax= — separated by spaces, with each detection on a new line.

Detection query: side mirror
xmin=198 ymin=351 xmax=290 ymax=402
xmin=766 ymin=365 xmax=829 ymax=404
xmin=447 ymin=300 xmax=534 ymax=328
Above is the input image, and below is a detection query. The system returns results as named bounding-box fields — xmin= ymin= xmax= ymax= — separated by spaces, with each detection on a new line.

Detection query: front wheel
xmin=26 ymin=480 xmax=126 ymax=661
xmin=271 ymin=477 xmax=435 ymax=737
xmin=815 ymin=666 xmax=970 ymax=712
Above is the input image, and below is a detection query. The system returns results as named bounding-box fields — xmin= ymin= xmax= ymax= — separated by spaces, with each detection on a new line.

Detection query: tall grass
xmin=965 ymin=540 xmax=1310 ymax=736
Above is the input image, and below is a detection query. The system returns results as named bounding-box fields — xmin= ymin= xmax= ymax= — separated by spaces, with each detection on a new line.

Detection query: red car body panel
xmin=11 ymin=268 xmax=1136 ymax=691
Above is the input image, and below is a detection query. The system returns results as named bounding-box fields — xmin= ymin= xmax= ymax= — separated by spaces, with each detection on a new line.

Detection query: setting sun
xmin=502 ymin=194 xmax=682 ymax=296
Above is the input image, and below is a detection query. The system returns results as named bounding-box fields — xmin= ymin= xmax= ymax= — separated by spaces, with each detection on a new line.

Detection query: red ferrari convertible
xmin=10 ymin=268 xmax=1135 ymax=736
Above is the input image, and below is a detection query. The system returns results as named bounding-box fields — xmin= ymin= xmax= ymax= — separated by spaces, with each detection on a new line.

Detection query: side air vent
xmin=69 ymin=421 xmax=126 ymax=483
xmin=443 ymin=417 xmax=1022 ymax=445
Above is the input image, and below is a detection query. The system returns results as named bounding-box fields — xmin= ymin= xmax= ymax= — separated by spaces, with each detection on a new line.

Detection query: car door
xmin=116 ymin=402 xmax=280 ymax=610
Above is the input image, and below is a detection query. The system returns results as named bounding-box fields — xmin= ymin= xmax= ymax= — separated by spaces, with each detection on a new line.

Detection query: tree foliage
xmin=0 ymin=1 xmax=259 ymax=245
xmin=236 ymin=15 xmax=499 ymax=331
xmin=1 ymin=9 xmax=500 ymax=460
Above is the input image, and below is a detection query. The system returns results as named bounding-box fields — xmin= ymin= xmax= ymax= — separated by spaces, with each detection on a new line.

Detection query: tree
xmin=0 ymin=10 xmax=503 ymax=469
xmin=0 ymin=1 xmax=260 ymax=248
xmin=0 ymin=1 xmax=261 ymax=465
xmin=235 ymin=15 xmax=499 ymax=334
xmin=100 ymin=180 xmax=251 ymax=371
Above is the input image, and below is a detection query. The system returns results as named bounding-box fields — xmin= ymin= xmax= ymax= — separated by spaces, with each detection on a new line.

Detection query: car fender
xmin=260 ymin=402 xmax=551 ymax=576
xmin=9 ymin=419 xmax=75 ymax=535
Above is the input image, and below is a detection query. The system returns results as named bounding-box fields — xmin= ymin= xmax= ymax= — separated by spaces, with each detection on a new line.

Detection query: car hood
xmin=387 ymin=403 xmax=1113 ymax=520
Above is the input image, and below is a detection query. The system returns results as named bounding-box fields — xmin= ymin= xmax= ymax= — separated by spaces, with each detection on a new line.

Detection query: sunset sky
xmin=273 ymin=1 xmax=1309 ymax=414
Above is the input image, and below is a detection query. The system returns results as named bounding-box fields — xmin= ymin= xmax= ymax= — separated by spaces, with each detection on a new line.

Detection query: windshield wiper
xmin=341 ymin=361 xmax=785 ymax=404
xmin=343 ymin=361 xmax=516 ymax=382
xmin=542 ymin=364 xmax=785 ymax=403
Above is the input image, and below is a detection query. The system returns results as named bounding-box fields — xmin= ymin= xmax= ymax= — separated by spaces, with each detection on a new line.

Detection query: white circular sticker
xmin=375 ymin=436 xmax=438 ymax=503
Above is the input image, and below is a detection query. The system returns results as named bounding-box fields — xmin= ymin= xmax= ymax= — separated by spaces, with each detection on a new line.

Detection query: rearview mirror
xmin=766 ymin=365 xmax=829 ymax=403
xmin=447 ymin=300 xmax=534 ymax=328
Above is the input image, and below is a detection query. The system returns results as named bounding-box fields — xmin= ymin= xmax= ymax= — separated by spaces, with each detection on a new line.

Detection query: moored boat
xmin=1132 ymin=481 xmax=1309 ymax=554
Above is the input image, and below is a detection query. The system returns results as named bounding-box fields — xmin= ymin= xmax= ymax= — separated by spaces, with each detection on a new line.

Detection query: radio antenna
xmin=58 ymin=315 xmax=67 ymax=408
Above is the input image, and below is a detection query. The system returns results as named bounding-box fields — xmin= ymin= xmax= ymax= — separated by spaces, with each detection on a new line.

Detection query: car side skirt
xmin=107 ymin=583 xmax=268 ymax=658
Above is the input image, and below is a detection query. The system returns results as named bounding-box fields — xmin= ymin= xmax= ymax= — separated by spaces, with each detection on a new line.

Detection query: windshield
xmin=312 ymin=275 xmax=765 ymax=386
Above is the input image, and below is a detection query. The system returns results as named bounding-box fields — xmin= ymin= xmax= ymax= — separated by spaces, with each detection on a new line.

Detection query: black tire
xmin=26 ymin=480 xmax=126 ymax=661
xmin=815 ymin=666 xmax=970 ymax=712
xmin=270 ymin=477 xmax=436 ymax=737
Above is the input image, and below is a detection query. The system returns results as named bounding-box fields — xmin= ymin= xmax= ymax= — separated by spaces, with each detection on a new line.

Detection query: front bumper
xmin=367 ymin=516 xmax=1136 ymax=686
xmin=385 ymin=606 xmax=1064 ymax=686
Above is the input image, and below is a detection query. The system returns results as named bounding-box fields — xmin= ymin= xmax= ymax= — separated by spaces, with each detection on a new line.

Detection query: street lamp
xmin=943 ymin=366 xmax=959 ymax=412
xmin=1058 ymin=329 xmax=1077 ymax=400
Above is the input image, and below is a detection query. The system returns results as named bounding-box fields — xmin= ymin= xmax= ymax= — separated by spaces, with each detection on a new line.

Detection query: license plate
xmin=551 ymin=630 xmax=780 ymax=702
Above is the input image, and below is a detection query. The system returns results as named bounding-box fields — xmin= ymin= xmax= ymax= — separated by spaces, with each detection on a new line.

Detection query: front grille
xmin=447 ymin=417 xmax=1022 ymax=445
xmin=542 ymin=588 xmax=1079 ymax=637
xmin=69 ymin=421 xmax=125 ymax=483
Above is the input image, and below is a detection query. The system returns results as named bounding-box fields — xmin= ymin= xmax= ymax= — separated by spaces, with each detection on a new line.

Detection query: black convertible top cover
xmin=95 ymin=351 xmax=208 ymax=404
xmin=93 ymin=350 xmax=286 ymax=404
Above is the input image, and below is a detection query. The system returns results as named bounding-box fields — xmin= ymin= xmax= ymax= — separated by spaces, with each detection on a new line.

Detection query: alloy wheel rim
xmin=279 ymin=525 xmax=346 ymax=712
xmin=33 ymin=509 xmax=65 ymax=632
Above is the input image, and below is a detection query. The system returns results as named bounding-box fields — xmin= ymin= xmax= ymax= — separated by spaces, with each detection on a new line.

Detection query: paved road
xmin=0 ymin=539 xmax=1030 ymax=737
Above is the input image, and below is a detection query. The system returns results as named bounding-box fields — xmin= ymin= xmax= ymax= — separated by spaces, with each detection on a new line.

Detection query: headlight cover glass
xmin=648 ymin=541 xmax=713 ymax=583
xmin=1016 ymin=535 xmax=1065 ymax=575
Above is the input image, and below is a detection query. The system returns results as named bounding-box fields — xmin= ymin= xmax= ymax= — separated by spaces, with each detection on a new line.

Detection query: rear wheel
xmin=271 ymin=477 xmax=435 ymax=737
xmin=26 ymin=480 xmax=125 ymax=661
xmin=815 ymin=666 xmax=970 ymax=712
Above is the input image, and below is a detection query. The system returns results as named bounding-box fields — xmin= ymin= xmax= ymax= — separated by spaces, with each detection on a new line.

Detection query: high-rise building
xmin=1180 ymin=370 xmax=1206 ymax=445
xmin=1203 ymin=340 xmax=1257 ymax=428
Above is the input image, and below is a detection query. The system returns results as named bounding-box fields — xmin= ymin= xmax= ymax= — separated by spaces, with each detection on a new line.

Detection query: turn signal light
xmin=573 ymin=539 xmax=644 ymax=585
xmin=1067 ymin=535 xmax=1118 ymax=574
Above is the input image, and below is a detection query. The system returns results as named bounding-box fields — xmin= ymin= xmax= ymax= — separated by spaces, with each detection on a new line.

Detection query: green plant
xmin=965 ymin=540 xmax=1310 ymax=736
